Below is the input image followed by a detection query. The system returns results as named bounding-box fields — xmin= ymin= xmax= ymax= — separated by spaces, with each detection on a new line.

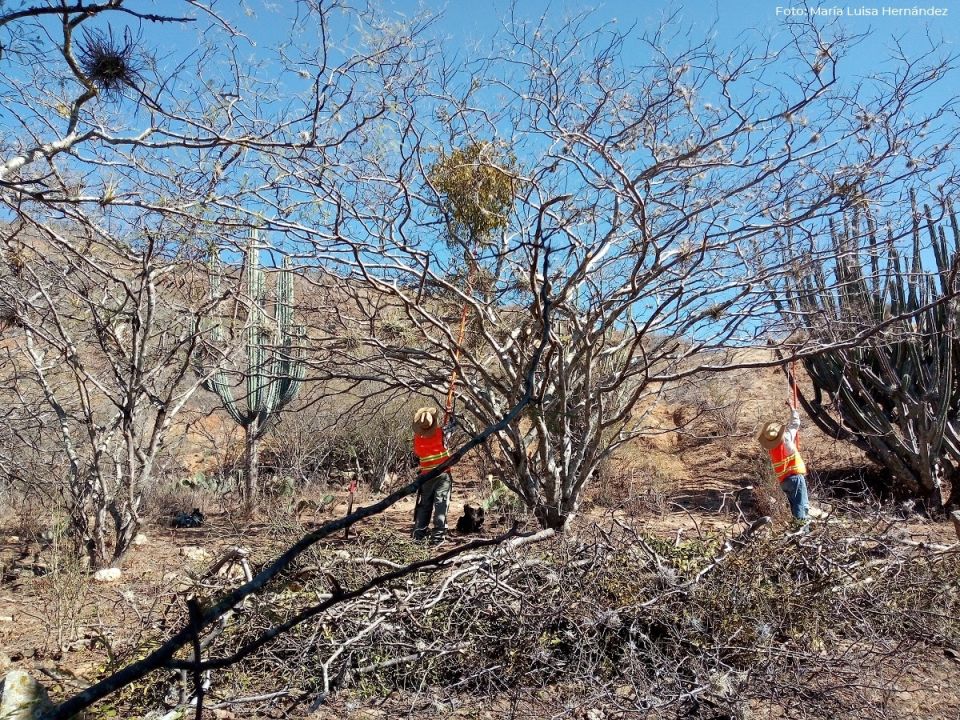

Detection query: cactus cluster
xmin=202 ymin=229 xmax=306 ymax=508
xmin=777 ymin=195 xmax=960 ymax=510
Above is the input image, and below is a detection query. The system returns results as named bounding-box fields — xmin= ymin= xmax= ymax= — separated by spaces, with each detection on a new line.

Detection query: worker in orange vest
xmin=758 ymin=401 xmax=809 ymax=521
xmin=411 ymin=406 xmax=454 ymax=544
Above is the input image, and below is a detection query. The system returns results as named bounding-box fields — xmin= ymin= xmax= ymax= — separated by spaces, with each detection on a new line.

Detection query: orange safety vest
xmin=413 ymin=427 xmax=450 ymax=472
xmin=769 ymin=438 xmax=806 ymax=483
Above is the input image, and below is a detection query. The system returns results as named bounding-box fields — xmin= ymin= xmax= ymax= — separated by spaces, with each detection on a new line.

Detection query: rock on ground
xmin=0 ymin=669 xmax=54 ymax=719
xmin=93 ymin=567 xmax=122 ymax=583
xmin=179 ymin=546 xmax=211 ymax=562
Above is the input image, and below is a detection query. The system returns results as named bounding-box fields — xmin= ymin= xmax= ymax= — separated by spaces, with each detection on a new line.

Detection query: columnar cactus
xmin=775 ymin=195 xmax=960 ymax=510
xmin=203 ymin=229 xmax=306 ymax=510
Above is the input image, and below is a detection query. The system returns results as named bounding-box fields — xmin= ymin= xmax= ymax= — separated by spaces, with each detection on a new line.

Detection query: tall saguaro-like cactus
xmin=204 ymin=230 xmax=306 ymax=510
xmin=776 ymin=195 xmax=960 ymax=510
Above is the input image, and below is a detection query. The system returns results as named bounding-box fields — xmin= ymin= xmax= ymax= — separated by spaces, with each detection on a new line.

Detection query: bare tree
xmin=0 ymin=1 xmax=445 ymax=543
xmin=0 ymin=216 xmax=218 ymax=566
xmin=287 ymin=12 xmax=958 ymax=529
xmin=37 ymin=269 xmax=553 ymax=717
xmin=0 ymin=1 xmax=253 ymax=563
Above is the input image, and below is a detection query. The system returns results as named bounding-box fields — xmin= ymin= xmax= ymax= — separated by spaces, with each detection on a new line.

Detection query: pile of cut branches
xmin=180 ymin=517 xmax=960 ymax=719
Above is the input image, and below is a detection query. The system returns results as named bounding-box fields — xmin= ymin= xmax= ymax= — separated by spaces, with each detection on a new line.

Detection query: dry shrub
xmin=263 ymin=408 xmax=409 ymax=493
xmin=664 ymin=377 xmax=747 ymax=453
xmin=35 ymin=530 xmax=93 ymax=653
xmin=5 ymin=487 xmax=53 ymax=541
xmin=590 ymin=457 xmax=672 ymax=516
xmin=740 ymin=449 xmax=791 ymax=522
xmin=139 ymin=475 xmax=229 ymax=523
xmin=483 ymin=474 xmax=531 ymax=528
xmin=171 ymin=517 xmax=960 ymax=719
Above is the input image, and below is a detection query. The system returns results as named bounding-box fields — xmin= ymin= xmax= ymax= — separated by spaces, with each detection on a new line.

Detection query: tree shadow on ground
xmin=667 ymin=486 xmax=752 ymax=515
xmin=810 ymin=465 xmax=893 ymax=502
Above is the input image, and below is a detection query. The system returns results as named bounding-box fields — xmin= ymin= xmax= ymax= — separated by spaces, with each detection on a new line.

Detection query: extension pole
xmin=790 ymin=359 xmax=799 ymax=409
xmin=443 ymin=262 xmax=477 ymax=425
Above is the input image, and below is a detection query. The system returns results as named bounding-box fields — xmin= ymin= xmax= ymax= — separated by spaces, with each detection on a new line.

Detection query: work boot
xmin=786 ymin=518 xmax=810 ymax=536
xmin=429 ymin=529 xmax=446 ymax=546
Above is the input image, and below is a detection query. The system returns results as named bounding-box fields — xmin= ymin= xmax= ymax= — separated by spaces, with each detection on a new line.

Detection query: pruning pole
xmin=443 ymin=262 xmax=477 ymax=425
xmin=790 ymin=360 xmax=801 ymax=451
xmin=790 ymin=359 xmax=799 ymax=409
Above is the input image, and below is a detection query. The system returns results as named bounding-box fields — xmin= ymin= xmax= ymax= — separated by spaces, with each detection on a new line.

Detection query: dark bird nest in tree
xmin=77 ymin=27 xmax=145 ymax=98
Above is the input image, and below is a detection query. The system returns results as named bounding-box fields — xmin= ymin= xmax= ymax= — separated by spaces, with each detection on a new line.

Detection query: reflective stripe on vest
xmin=413 ymin=427 xmax=450 ymax=471
xmin=769 ymin=441 xmax=806 ymax=482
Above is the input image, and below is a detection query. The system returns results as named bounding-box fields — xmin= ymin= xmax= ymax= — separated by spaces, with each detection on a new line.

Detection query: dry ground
xmin=2 ymin=361 xmax=959 ymax=719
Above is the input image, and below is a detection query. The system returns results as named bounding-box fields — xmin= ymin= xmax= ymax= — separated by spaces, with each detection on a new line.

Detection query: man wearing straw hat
xmin=758 ymin=401 xmax=809 ymax=521
xmin=411 ymin=406 xmax=454 ymax=544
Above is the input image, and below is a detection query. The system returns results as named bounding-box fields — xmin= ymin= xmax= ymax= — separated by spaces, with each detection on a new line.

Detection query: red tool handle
xmin=443 ymin=261 xmax=477 ymax=426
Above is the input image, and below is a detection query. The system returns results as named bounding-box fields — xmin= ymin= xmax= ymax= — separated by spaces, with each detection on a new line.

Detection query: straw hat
xmin=757 ymin=420 xmax=785 ymax=451
xmin=413 ymin=406 xmax=439 ymax=435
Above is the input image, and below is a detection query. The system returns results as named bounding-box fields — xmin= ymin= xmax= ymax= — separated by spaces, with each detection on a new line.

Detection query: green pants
xmin=413 ymin=471 xmax=452 ymax=542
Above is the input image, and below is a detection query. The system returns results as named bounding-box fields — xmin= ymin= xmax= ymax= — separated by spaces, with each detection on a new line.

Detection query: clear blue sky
xmin=441 ymin=0 xmax=957 ymax=93
xmin=150 ymin=0 xmax=958 ymax=80
xmin=383 ymin=0 xmax=957 ymax=64
xmin=144 ymin=0 xmax=957 ymax=123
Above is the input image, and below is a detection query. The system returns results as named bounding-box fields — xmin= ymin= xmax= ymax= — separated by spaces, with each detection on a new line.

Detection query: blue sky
xmin=148 ymin=0 xmax=957 ymax=81
xmin=141 ymin=0 xmax=957 ymax=128
xmin=427 ymin=0 xmax=957 ymax=57
xmin=3 ymin=0 xmax=956 ymax=246
xmin=1 ymin=0 xmax=956 ymax=338
xmin=385 ymin=0 xmax=957 ymax=67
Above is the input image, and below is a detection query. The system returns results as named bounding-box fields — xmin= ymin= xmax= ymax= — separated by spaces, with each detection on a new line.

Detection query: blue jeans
xmin=780 ymin=474 xmax=808 ymax=520
xmin=413 ymin=471 xmax=452 ymax=542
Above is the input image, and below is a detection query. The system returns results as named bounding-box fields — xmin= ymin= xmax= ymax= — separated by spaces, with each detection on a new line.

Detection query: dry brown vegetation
xmin=3 ymin=361 xmax=960 ymax=719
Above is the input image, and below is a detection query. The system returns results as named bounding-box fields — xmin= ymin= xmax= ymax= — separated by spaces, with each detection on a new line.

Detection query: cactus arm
xmin=947 ymin=200 xmax=960 ymax=256
xmin=271 ymin=258 xmax=304 ymax=410
xmin=200 ymin=228 xmax=305 ymax=447
xmin=203 ymin=369 xmax=247 ymax=427
xmin=277 ymin=257 xmax=293 ymax=334
xmin=276 ymin=327 xmax=306 ymax=407
xmin=245 ymin=230 xmax=266 ymax=415
xmin=794 ymin=380 xmax=857 ymax=443
xmin=906 ymin=195 xmax=922 ymax=310
xmin=930 ymin=331 xmax=952 ymax=453
xmin=925 ymin=204 xmax=950 ymax=295
xmin=247 ymin=320 xmax=265 ymax=414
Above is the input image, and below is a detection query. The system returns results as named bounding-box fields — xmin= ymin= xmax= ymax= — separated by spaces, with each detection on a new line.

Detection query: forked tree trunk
xmin=533 ymin=503 xmax=573 ymax=532
xmin=108 ymin=502 xmax=138 ymax=564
